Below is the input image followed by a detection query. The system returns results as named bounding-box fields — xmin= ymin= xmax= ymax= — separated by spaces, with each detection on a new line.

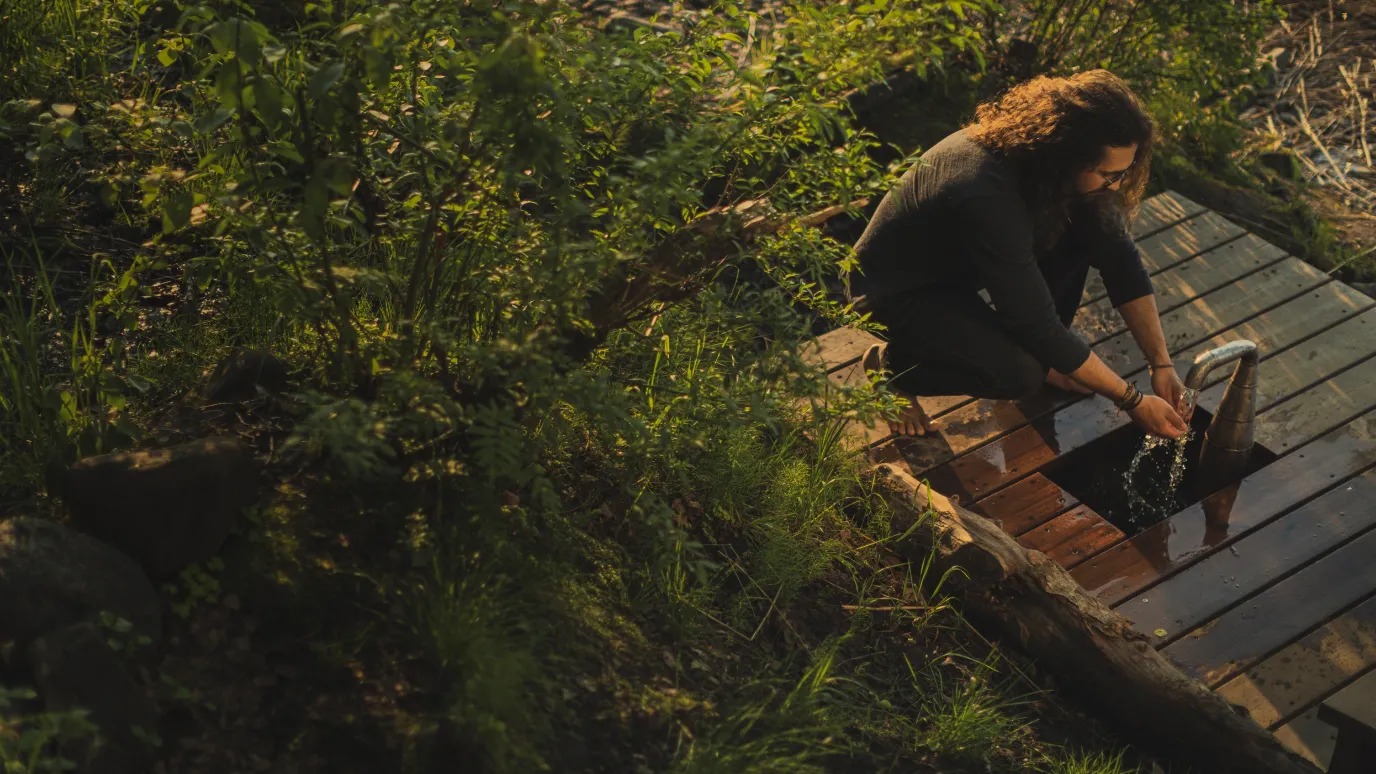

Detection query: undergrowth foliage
xmin=0 ymin=0 xmax=986 ymax=495
xmin=0 ymin=0 xmax=1034 ymax=770
xmin=0 ymin=0 xmax=1270 ymax=771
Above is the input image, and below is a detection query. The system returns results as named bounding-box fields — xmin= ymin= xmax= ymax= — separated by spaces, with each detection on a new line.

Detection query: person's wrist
xmin=1113 ymin=381 xmax=1144 ymax=412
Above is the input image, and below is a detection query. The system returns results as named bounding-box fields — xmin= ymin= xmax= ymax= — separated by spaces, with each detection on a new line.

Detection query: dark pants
xmin=872 ymin=252 xmax=1090 ymax=401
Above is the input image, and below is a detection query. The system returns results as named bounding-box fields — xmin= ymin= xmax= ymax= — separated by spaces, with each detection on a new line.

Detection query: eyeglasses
xmin=1095 ymin=162 xmax=1135 ymax=188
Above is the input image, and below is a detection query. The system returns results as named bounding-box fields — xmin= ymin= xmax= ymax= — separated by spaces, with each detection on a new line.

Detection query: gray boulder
xmin=65 ymin=437 xmax=258 ymax=579
xmin=29 ymin=621 xmax=160 ymax=774
xmin=0 ymin=518 xmax=160 ymax=651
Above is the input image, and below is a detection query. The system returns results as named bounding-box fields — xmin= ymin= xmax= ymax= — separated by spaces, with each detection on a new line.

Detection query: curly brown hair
xmin=964 ymin=69 xmax=1156 ymax=249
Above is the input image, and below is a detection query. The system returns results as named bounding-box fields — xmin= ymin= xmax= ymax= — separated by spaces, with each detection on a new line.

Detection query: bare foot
xmin=887 ymin=397 xmax=941 ymax=437
xmin=861 ymin=343 xmax=942 ymax=437
xmin=1046 ymin=369 xmax=1092 ymax=394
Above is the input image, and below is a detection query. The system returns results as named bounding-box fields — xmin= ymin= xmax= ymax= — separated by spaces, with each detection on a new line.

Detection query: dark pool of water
xmin=1045 ymin=408 xmax=1275 ymax=536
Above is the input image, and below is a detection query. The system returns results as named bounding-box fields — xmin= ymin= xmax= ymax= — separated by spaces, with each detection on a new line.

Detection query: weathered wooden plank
xmin=1175 ymin=283 xmax=1376 ymax=398
xmin=1193 ymin=304 xmax=1376 ymax=421
xmin=1274 ymin=708 xmax=1339 ymax=770
xmin=1216 ymin=594 xmax=1376 ymax=730
xmin=825 ymin=359 xmax=979 ymax=451
xmin=1072 ymin=234 xmax=1288 ymax=346
xmin=826 ymin=359 xmax=900 ymax=450
xmin=1131 ymin=191 xmax=1209 ymax=240
xmin=919 ymin=397 xmax=1117 ymax=505
xmin=1018 ymin=504 xmax=1097 ymax=553
xmin=966 ymin=473 xmax=1078 ymax=536
xmin=803 ymin=327 xmax=881 ymax=373
xmin=1072 ymin=412 xmax=1376 ymax=607
xmin=1116 ymin=468 xmax=1376 ymax=645
xmin=1253 ymin=312 xmax=1376 ymax=442
xmin=1137 ymin=211 xmax=1250 ymax=273
xmin=921 ymin=395 xmax=974 ymax=418
xmin=1162 ymin=527 xmax=1376 ymax=687
xmin=1018 ymin=504 xmax=1125 ymax=569
xmin=893 ymin=277 xmax=1370 ymax=482
xmin=897 ymin=389 xmax=1073 ymax=476
xmin=1256 ymin=350 xmax=1376 ymax=454
xmin=913 ymin=261 xmax=1333 ymax=493
xmin=1098 ymin=258 xmax=1332 ymax=375
xmin=1055 ymin=520 xmax=1128 ymax=570
xmin=1083 ymin=211 xmax=1246 ymax=303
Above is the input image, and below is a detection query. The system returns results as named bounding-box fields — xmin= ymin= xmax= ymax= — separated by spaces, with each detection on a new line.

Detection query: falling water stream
xmin=1118 ymin=388 xmax=1201 ymax=531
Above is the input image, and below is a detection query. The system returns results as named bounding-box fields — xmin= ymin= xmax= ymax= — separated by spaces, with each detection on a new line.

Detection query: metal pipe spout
xmin=1185 ymin=340 xmax=1259 ymax=495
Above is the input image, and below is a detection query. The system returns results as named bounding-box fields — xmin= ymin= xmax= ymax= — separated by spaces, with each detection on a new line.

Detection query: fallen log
xmin=871 ymin=462 xmax=1323 ymax=774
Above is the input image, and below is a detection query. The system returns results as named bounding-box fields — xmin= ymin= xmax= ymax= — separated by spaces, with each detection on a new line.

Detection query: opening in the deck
xmin=1043 ymin=407 xmax=1279 ymax=536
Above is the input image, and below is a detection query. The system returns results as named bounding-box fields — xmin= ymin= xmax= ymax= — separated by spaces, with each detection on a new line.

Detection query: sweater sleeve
xmin=1086 ymin=211 xmax=1154 ymax=307
xmin=957 ymin=191 xmax=1093 ymax=375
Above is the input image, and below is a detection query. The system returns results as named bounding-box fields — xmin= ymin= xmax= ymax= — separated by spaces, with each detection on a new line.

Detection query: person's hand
xmin=1128 ymin=394 xmax=1189 ymax=439
xmin=1150 ymin=365 xmax=1192 ymax=421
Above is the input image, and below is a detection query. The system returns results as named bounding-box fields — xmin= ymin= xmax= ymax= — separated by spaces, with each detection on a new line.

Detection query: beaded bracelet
xmin=1147 ymin=362 xmax=1174 ymax=374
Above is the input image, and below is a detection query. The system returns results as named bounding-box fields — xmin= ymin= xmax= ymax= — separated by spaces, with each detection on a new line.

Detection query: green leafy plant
xmin=0 ymin=685 xmax=96 ymax=773
xmin=96 ymin=611 xmax=153 ymax=655
xmin=162 ymin=558 xmax=224 ymax=619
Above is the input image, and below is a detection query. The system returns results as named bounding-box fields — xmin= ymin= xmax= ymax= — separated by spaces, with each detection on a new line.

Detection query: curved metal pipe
xmin=1186 ymin=340 xmax=1260 ymax=496
xmin=1183 ymin=339 xmax=1259 ymax=392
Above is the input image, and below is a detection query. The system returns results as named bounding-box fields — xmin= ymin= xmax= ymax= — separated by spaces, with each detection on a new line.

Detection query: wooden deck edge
xmin=872 ymin=463 xmax=1323 ymax=774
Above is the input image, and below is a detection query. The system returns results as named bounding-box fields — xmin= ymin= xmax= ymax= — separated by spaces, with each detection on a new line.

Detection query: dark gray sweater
xmin=847 ymin=129 xmax=1153 ymax=375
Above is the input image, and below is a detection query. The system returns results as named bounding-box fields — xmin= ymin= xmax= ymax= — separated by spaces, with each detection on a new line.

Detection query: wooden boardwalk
xmin=811 ymin=191 xmax=1376 ymax=770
